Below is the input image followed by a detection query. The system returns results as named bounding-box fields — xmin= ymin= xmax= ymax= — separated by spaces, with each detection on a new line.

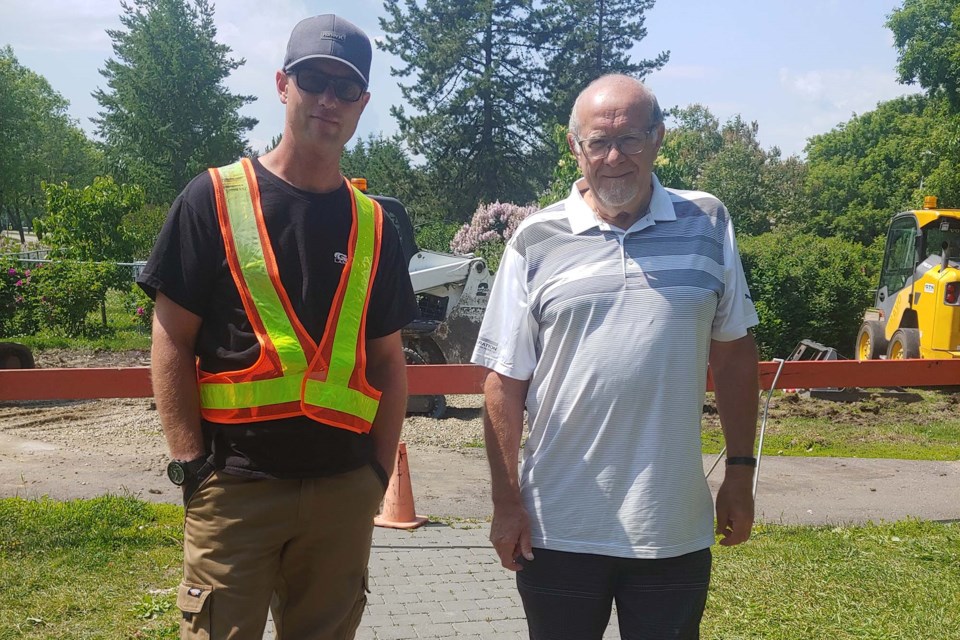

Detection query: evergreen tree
xmin=93 ymin=0 xmax=256 ymax=205
xmin=380 ymin=0 xmax=546 ymax=218
xmin=533 ymin=0 xmax=669 ymax=131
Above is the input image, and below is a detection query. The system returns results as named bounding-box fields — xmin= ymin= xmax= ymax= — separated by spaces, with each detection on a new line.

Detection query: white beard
xmin=592 ymin=177 xmax=640 ymax=209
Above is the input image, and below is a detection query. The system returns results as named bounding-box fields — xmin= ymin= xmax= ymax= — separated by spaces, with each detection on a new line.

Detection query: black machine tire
xmin=886 ymin=329 xmax=921 ymax=360
xmin=855 ymin=321 xmax=888 ymax=361
xmin=0 ymin=342 xmax=35 ymax=370
xmin=403 ymin=344 xmax=447 ymax=419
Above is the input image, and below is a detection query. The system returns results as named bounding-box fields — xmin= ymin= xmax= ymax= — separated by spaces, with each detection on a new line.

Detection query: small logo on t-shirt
xmin=334 ymin=252 xmax=348 ymax=265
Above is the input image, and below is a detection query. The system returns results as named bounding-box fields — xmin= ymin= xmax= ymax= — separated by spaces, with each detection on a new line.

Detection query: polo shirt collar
xmin=566 ymin=173 xmax=675 ymax=235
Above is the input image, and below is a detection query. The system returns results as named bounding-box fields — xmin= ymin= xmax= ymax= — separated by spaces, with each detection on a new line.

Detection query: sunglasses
xmin=291 ymin=69 xmax=365 ymax=102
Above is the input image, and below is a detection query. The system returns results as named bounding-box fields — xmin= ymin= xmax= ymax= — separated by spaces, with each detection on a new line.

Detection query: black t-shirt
xmin=138 ymin=158 xmax=418 ymax=478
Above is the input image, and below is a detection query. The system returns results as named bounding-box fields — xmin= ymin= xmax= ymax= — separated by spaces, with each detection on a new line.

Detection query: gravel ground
xmin=0 ymin=349 xmax=492 ymax=510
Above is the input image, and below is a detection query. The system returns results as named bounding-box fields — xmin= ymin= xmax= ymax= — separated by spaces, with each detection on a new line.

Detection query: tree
xmin=38 ymin=176 xmax=142 ymax=266
xmin=341 ymin=134 xmax=423 ymax=211
xmin=37 ymin=176 xmax=144 ymax=325
xmin=655 ymin=104 xmax=723 ymax=190
xmin=0 ymin=47 xmax=100 ymax=241
xmin=697 ymin=117 xmax=771 ymax=236
xmin=380 ymin=0 xmax=546 ymax=218
xmin=539 ymin=123 xmax=583 ymax=206
xmin=532 ymin=0 xmax=669 ymax=131
xmin=655 ymin=105 xmax=801 ymax=237
xmin=340 ymin=133 xmax=450 ymax=244
xmin=803 ymin=94 xmax=951 ymax=243
xmin=888 ymin=0 xmax=960 ymax=108
xmin=94 ymin=0 xmax=256 ymax=205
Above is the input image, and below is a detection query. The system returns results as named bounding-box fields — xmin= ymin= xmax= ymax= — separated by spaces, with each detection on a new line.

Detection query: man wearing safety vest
xmin=137 ymin=14 xmax=417 ymax=640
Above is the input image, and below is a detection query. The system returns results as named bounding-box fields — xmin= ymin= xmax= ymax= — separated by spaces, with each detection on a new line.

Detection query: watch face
xmin=167 ymin=461 xmax=186 ymax=486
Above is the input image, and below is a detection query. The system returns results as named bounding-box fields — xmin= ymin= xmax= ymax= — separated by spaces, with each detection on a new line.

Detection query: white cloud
xmin=0 ymin=0 xmax=118 ymax=51
xmin=778 ymin=66 xmax=913 ymax=112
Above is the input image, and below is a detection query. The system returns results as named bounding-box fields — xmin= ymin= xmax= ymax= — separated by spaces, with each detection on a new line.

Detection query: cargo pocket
xmin=338 ymin=569 xmax=369 ymax=640
xmin=177 ymin=582 xmax=213 ymax=640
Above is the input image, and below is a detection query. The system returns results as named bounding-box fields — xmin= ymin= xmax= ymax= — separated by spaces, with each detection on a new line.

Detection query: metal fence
xmin=1 ymin=252 xmax=147 ymax=280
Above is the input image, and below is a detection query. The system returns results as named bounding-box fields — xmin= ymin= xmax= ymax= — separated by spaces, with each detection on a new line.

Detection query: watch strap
xmin=726 ymin=456 xmax=757 ymax=467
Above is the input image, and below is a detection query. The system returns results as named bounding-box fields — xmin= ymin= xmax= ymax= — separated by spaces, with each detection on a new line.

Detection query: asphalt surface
xmin=405 ymin=447 xmax=960 ymax=526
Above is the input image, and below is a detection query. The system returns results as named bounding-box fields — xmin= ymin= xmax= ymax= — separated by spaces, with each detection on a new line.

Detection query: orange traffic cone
xmin=374 ymin=441 xmax=428 ymax=529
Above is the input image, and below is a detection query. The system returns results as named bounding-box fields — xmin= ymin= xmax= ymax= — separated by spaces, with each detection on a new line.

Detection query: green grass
xmin=1 ymin=497 xmax=957 ymax=639
xmin=702 ymin=390 xmax=960 ymax=460
xmin=0 ymin=496 xmax=183 ymax=639
xmin=705 ymin=519 xmax=960 ymax=639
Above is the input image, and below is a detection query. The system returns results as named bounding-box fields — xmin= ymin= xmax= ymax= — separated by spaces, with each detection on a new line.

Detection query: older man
xmin=472 ymin=74 xmax=760 ymax=639
xmin=139 ymin=14 xmax=416 ymax=640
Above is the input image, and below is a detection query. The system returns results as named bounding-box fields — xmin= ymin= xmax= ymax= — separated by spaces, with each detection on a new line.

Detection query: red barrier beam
xmin=1 ymin=359 xmax=959 ymax=402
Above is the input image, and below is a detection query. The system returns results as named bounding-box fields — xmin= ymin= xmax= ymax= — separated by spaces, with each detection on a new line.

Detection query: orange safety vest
xmin=197 ymin=158 xmax=384 ymax=434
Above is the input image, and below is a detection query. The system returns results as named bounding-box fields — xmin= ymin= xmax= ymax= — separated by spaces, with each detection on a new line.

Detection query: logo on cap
xmin=320 ymin=31 xmax=346 ymax=41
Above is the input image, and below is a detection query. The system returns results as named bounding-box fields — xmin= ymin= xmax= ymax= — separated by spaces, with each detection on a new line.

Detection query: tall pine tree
xmin=93 ymin=0 xmax=256 ymax=205
xmin=380 ymin=0 xmax=546 ymax=217
xmin=533 ymin=0 xmax=669 ymax=131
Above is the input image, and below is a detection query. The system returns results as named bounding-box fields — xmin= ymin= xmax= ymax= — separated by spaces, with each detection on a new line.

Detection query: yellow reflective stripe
xmin=303 ymin=379 xmax=379 ymax=422
xmin=200 ymin=375 xmax=302 ymax=409
xmin=325 ymin=188 xmax=375 ymax=387
xmin=218 ymin=161 xmax=307 ymax=376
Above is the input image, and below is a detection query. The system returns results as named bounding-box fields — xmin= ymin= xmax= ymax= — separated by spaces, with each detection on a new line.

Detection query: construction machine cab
xmin=857 ymin=196 xmax=960 ymax=361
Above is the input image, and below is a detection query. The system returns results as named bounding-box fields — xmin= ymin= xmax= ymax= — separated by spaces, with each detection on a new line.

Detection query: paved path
xmin=263 ymin=524 xmax=617 ymax=640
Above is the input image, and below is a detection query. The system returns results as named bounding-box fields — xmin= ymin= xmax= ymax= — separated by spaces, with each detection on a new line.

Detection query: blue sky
xmin=1 ymin=0 xmax=917 ymax=159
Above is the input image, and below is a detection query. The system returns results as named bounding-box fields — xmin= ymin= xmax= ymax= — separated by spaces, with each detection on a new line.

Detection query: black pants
xmin=516 ymin=547 xmax=711 ymax=640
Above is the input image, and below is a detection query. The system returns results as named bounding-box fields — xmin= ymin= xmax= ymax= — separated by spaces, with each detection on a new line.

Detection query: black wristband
xmin=726 ymin=456 xmax=757 ymax=467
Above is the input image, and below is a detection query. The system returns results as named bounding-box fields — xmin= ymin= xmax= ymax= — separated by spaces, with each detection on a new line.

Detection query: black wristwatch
xmin=166 ymin=456 xmax=208 ymax=486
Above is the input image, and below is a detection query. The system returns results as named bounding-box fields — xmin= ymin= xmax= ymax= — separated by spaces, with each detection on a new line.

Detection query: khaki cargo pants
xmin=177 ymin=464 xmax=386 ymax=640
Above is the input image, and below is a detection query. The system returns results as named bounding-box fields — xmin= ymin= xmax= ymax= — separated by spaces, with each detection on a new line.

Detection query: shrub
xmin=739 ymin=230 xmax=879 ymax=360
xmin=0 ymin=259 xmax=41 ymax=336
xmin=450 ymin=201 xmax=537 ymax=271
xmin=31 ymin=260 xmax=113 ymax=337
xmin=121 ymin=283 xmax=154 ymax=332
xmin=415 ymin=220 xmax=461 ymax=253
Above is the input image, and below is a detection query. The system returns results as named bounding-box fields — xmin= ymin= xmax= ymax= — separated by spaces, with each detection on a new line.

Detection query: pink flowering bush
xmin=0 ymin=260 xmax=42 ymax=336
xmin=450 ymin=201 xmax=537 ymax=271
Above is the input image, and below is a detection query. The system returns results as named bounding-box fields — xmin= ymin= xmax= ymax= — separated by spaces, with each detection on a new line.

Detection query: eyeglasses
xmin=575 ymin=128 xmax=657 ymax=160
xmin=290 ymin=69 xmax=366 ymax=102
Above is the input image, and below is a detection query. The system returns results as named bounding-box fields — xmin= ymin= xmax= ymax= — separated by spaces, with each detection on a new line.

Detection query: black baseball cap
xmin=283 ymin=14 xmax=371 ymax=86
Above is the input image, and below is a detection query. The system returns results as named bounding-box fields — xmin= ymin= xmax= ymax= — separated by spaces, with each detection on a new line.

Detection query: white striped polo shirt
xmin=472 ymin=175 xmax=759 ymax=559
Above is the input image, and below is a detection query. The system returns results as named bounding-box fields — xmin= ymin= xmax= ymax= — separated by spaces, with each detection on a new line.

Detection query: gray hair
xmin=568 ymin=74 xmax=663 ymax=139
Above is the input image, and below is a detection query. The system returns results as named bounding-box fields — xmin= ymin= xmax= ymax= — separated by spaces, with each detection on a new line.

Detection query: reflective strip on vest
xmin=302 ymin=191 xmax=378 ymax=422
xmin=199 ymin=160 xmax=380 ymax=426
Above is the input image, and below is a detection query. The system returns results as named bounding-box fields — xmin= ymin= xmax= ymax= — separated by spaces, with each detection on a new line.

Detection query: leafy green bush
xmin=38 ymin=176 xmax=143 ymax=290
xmin=121 ymin=282 xmax=154 ymax=332
xmin=740 ymin=230 xmax=880 ymax=359
xmin=31 ymin=260 xmax=112 ymax=337
xmin=415 ymin=220 xmax=461 ymax=253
